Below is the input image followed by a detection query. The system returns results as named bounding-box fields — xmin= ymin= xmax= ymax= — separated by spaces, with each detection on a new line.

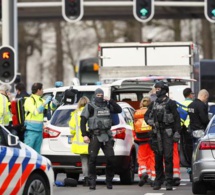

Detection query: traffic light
xmin=62 ymin=0 xmax=84 ymax=23
xmin=0 ymin=46 xmax=16 ymax=84
xmin=133 ymin=0 xmax=154 ymax=23
xmin=204 ymin=0 xmax=215 ymax=23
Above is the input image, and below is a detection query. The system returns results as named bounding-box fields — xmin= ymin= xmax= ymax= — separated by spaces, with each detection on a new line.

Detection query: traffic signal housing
xmin=0 ymin=46 xmax=16 ymax=84
xmin=62 ymin=0 xmax=84 ymax=23
xmin=204 ymin=0 xmax=215 ymax=23
xmin=133 ymin=0 xmax=154 ymax=23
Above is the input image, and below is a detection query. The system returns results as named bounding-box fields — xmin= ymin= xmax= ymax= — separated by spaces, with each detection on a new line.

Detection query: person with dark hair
xmin=24 ymin=83 xmax=57 ymax=153
xmin=15 ymin=83 xmax=30 ymax=99
xmin=145 ymin=81 xmax=181 ymax=191
xmin=80 ymin=88 xmax=122 ymax=190
xmin=180 ymin=87 xmax=194 ymax=181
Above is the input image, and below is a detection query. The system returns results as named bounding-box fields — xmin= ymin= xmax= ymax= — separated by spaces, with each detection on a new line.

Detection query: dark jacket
xmin=15 ymin=91 xmax=30 ymax=99
xmin=80 ymin=99 xmax=122 ymax=137
xmin=188 ymin=99 xmax=209 ymax=130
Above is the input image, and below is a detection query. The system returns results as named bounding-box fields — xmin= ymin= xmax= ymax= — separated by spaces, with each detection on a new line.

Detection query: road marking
xmin=181 ymin=178 xmax=190 ymax=182
xmin=180 ymin=183 xmax=187 ymax=186
xmin=144 ymin=193 xmax=164 ymax=195
xmin=160 ymin=187 xmax=176 ymax=190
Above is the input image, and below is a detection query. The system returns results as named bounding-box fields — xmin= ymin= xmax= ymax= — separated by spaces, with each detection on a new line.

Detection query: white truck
xmin=98 ymin=42 xmax=200 ymax=95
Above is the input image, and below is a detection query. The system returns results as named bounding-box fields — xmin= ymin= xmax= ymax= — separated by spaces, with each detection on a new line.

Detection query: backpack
xmin=175 ymin=101 xmax=188 ymax=122
xmin=11 ymin=96 xmax=36 ymax=127
xmin=133 ymin=108 xmax=152 ymax=139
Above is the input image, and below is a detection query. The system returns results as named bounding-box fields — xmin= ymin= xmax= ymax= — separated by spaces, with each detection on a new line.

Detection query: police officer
xmin=80 ymin=88 xmax=122 ymax=190
xmin=188 ymin=89 xmax=209 ymax=147
xmin=145 ymin=81 xmax=181 ymax=191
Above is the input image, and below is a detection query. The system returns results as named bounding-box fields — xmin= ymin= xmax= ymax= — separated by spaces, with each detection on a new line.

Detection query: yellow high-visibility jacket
xmin=69 ymin=107 xmax=88 ymax=154
xmin=181 ymin=99 xmax=193 ymax=128
xmin=24 ymin=94 xmax=56 ymax=131
xmin=0 ymin=94 xmax=10 ymax=126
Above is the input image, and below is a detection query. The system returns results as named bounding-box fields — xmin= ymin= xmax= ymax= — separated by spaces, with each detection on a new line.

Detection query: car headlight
xmin=192 ymin=130 xmax=205 ymax=138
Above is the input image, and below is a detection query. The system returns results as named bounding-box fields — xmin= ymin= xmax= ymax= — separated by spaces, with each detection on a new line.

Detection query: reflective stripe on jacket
xmin=0 ymin=94 xmax=10 ymax=125
xmin=24 ymin=94 xmax=45 ymax=131
xmin=181 ymin=99 xmax=192 ymax=128
xmin=69 ymin=107 xmax=88 ymax=154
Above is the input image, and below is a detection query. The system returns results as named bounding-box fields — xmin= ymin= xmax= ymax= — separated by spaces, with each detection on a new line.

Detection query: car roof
xmin=56 ymin=101 xmax=134 ymax=111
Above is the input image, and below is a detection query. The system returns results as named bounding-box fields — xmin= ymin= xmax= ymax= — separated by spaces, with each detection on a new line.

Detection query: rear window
xmin=56 ymin=91 xmax=95 ymax=103
xmin=51 ymin=109 xmax=74 ymax=127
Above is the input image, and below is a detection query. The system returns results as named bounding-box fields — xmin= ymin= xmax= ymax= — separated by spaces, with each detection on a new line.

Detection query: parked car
xmin=41 ymin=102 xmax=137 ymax=184
xmin=0 ymin=125 xmax=54 ymax=195
xmin=192 ymin=115 xmax=215 ymax=194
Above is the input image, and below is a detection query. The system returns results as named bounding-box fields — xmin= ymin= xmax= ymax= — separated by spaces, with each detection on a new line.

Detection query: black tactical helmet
xmin=154 ymin=81 xmax=169 ymax=93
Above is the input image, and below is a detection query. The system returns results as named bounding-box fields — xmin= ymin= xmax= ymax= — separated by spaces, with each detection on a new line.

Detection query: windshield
xmin=51 ymin=109 xmax=75 ymax=127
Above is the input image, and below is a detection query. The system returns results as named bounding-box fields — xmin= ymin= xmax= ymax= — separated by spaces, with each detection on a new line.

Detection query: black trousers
xmin=154 ymin=130 xmax=173 ymax=185
xmin=88 ymin=135 xmax=115 ymax=182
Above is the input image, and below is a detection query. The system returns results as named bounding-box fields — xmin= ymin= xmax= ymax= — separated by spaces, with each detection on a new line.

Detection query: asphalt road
xmin=53 ymin=168 xmax=215 ymax=195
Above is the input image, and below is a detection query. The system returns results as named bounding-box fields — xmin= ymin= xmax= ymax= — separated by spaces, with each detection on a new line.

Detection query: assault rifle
xmin=153 ymin=122 xmax=163 ymax=155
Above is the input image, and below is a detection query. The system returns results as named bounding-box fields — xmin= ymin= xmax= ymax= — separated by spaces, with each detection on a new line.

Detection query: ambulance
xmin=0 ymin=125 xmax=54 ymax=195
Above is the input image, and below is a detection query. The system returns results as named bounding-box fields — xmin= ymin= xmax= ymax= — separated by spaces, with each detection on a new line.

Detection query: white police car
xmin=41 ymin=102 xmax=137 ymax=184
xmin=0 ymin=125 xmax=54 ymax=195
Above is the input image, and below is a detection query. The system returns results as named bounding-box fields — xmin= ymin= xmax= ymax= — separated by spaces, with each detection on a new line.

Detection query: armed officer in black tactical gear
xmin=145 ymin=81 xmax=181 ymax=191
xmin=80 ymin=88 xmax=122 ymax=190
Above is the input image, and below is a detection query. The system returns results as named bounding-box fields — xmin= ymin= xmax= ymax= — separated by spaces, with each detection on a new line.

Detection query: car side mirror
xmin=7 ymin=134 xmax=19 ymax=146
xmin=192 ymin=130 xmax=205 ymax=138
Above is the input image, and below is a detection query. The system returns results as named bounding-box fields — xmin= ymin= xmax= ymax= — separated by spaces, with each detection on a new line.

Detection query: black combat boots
xmin=106 ymin=181 xmax=113 ymax=189
xmin=83 ymin=177 xmax=89 ymax=187
xmin=89 ymin=179 xmax=96 ymax=190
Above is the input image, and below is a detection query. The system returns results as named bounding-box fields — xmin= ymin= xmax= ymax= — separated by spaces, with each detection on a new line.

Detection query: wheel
xmin=119 ymin=155 xmax=135 ymax=184
xmin=23 ymin=173 xmax=50 ymax=195
xmin=192 ymin=181 xmax=207 ymax=194
xmin=66 ymin=173 xmax=80 ymax=181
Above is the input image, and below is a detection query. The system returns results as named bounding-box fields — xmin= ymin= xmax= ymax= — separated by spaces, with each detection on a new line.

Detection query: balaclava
xmin=95 ymin=88 xmax=104 ymax=104
xmin=154 ymin=81 xmax=169 ymax=100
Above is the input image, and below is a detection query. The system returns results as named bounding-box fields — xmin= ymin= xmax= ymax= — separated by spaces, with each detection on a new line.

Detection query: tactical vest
xmin=88 ymin=103 xmax=112 ymax=131
xmin=152 ymin=98 xmax=174 ymax=125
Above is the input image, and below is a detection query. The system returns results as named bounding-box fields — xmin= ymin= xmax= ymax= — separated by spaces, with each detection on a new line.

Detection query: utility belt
xmin=89 ymin=129 xmax=109 ymax=136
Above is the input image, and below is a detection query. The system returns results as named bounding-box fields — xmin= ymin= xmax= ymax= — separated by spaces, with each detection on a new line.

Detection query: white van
xmin=43 ymin=76 xmax=196 ymax=110
xmin=0 ymin=125 xmax=54 ymax=195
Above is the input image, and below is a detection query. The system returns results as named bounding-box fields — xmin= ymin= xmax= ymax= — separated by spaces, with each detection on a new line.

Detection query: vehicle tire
xmin=119 ymin=155 xmax=135 ymax=185
xmin=23 ymin=173 xmax=50 ymax=195
xmin=66 ymin=173 xmax=80 ymax=181
xmin=192 ymin=181 xmax=207 ymax=194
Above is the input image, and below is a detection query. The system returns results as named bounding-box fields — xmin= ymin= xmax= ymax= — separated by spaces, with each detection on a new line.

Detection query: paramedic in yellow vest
xmin=24 ymin=83 xmax=57 ymax=153
xmin=0 ymin=84 xmax=12 ymax=128
xmin=69 ymin=96 xmax=90 ymax=186
xmin=133 ymin=97 xmax=155 ymax=187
